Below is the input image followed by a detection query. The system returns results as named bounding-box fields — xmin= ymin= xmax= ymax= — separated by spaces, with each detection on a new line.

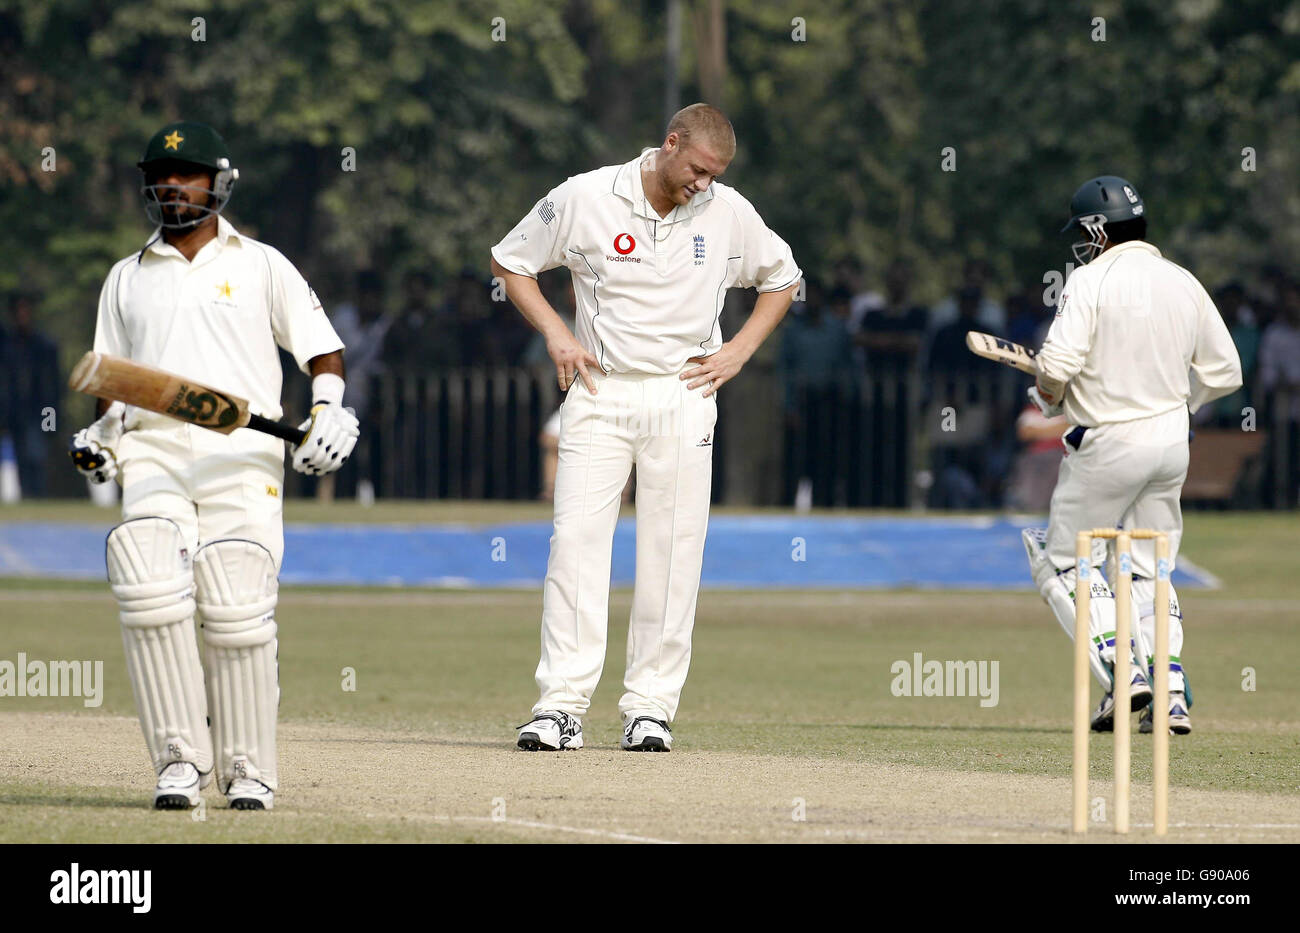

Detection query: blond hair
xmin=666 ymin=103 xmax=736 ymax=161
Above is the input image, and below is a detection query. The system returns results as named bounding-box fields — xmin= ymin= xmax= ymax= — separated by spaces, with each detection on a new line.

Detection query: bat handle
xmin=247 ymin=413 xmax=309 ymax=446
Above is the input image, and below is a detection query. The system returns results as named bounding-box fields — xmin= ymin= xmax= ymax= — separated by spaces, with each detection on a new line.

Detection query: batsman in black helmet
xmin=137 ymin=120 xmax=240 ymax=232
xmin=1021 ymin=174 xmax=1243 ymax=737
xmin=1060 ymin=174 xmax=1147 ymax=266
xmin=70 ymin=121 xmax=357 ymax=811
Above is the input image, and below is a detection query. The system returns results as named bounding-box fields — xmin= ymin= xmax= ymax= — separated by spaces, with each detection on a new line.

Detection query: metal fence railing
xmin=318 ymin=367 xmax=1295 ymax=509
xmin=361 ymin=368 xmax=561 ymax=500
xmin=15 ymin=366 xmax=1293 ymax=507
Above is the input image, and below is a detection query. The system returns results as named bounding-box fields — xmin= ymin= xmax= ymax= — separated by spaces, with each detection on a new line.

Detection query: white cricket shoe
xmin=621 ymin=716 xmax=672 ymax=752
xmin=516 ymin=711 xmax=583 ymax=751
xmin=153 ymin=761 xmax=210 ymax=810
xmin=227 ymin=777 xmax=274 ymax=810
xmin=1091 ymin=670 xmax=1151 ymax=732
xmin=1139 ymin=692 xmax=1192 ymax=735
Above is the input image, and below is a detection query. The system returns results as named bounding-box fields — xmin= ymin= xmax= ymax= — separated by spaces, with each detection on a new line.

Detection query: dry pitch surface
xmin=1 ymin=510 xmax=1298 ymax=843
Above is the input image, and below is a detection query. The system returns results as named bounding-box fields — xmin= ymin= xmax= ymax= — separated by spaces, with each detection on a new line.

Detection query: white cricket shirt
xmin=94 ymin=216 xmax=344 ymax=424
xmin=492 ymin=148 xmax=801 ymax=374
xmin=1037 ymin=241 xmax=1242 ymax=427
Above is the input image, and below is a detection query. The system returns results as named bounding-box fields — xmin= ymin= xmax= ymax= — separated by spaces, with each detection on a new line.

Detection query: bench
xmin=1182 ymin=429 xmax=1267 ymax=502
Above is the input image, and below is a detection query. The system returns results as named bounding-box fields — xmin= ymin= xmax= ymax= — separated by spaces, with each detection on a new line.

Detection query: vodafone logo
xmin=606 ymin=232 xmax=641 ymax=263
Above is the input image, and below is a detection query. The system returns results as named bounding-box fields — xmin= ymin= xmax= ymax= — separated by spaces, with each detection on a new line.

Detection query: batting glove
xmin=1026 ymin=385 xmax=1064 ymax=418
xmin=69 ymin=400 xmax=126 ymax=484
xmin=292 ymin=402 xmax=359 ymax=475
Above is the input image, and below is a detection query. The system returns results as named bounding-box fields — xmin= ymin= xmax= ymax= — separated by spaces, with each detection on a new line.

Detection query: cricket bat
xmin=69 ymin=351 xmax=308 ymax=445
xmin=965 ymin=331 xmax=1039 ymax=376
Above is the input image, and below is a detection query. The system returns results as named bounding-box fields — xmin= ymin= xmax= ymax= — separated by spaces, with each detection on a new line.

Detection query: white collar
xmin=143 ymin=215 xmax=241 ymax=260
xmin=613 ymin=147 xmax=715 ymax=222
xmin=1098 ymin=240 xmax=1161 ymax=262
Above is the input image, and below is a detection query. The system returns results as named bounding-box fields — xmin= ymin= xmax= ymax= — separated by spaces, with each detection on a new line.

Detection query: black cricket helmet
xmin=1061 ymin=175 xmax=1144 ymax=264
xmin=137 ymin=121 xmax=239 ymax=230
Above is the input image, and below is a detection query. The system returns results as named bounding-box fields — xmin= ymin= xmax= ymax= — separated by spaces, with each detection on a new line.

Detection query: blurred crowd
xmin=777 ymin=259 xmax=1300 ymax=509
xmin=0 ymin=294 xmax=62 ymax=500
xmin=1 ymin=259 xmax=1297 ymax=507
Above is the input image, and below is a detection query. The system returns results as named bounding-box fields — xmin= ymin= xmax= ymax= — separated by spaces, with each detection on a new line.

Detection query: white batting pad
xmin=106 ymin=517 xmax=212 ymax=776
xmin=1131 ymin=577 xmax=1186 ymax=692
xmin=193 ymin=539 xmax=280 ymax=792
xmin=1023 ymin=527 xmax=1115 ymax=689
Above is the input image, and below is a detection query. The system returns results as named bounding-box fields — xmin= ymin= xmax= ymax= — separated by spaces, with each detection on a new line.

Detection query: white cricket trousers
xmin=534 ymin=370 xmax=717 ymax=723
xmin=1046 ymin=406 xmax=1190 ymax=688
xmin=119 ymin=416 xmax=285 ymax=565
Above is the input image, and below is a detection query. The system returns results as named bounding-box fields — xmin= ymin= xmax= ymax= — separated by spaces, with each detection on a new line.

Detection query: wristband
xmin=311 ymin=373 xmax=346 ymax=407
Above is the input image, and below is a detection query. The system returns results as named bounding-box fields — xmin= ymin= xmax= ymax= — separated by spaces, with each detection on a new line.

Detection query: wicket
xmin=1073 ymin=529 xmax=1171 ymax=836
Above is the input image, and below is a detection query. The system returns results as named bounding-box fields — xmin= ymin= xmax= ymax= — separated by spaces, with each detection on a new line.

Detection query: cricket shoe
xmin=227 ymin=778 xmax=274 ymax=810
xmin=1090 ymin=670 xmax=1152 ymax=732
xmin=153 ymin=761 xmax=211 ymax=810
xmin=516 ymin=711 xmax=583 ymax=751
xmin=1139 ymin=692 xmax=1192 ymax=735
xmin=621 ymin=716 xmax=672 ymax=752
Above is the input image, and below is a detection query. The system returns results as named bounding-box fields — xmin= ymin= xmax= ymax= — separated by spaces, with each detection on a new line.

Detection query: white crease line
xmin=363 ymin=812 xmax=678 ymax=844
xmin=454 ymin=815 xmax=679 ymax=844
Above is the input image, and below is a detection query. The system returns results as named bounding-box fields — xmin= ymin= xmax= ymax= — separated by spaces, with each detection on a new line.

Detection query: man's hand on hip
xmin=682 ymin=341 xmax=752 ymax=398
xmin=548 ymin=331 xmax=601 ymax=394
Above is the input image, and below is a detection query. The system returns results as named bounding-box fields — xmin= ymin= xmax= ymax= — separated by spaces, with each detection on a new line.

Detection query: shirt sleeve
xmin=1036 ymin=268 xmax=1096 ymax=388
xmin=91 ymin=261 xmax=131 ymax=357
xmin=264 ymin=246 xmax=345 ymax=373
xmin=1187 ymin=282 xmax=1243 ymax=413
xmin=491 ymin=178 xmax=576 ymax=278
xmin=730 ymin=194 xmax=802 ymax=293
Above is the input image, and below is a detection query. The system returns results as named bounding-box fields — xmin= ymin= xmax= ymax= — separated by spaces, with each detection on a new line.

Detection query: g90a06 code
xmin=1199 ymin=869 xmax=1250 ymax=881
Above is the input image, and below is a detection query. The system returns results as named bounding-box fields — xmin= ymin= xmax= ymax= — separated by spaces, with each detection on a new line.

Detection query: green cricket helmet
xmin=137 ymin=121 xmax=239 ymax=230
xmin=1060 ymin=175 xmax=1144 ymax=264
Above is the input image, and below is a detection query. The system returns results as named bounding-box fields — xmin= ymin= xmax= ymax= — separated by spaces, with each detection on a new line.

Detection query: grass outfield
xmin=0 ymin=504 xmax=1297 ymax=843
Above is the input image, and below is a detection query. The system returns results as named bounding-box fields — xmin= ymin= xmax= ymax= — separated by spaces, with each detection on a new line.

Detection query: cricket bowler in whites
xmin=1022 ymin=175 xmax=1241 ymax=736
xmin=68 ymin=122 xmax=357 ymax=809
xmin=492 ymin=104 xmax=800 ymax=752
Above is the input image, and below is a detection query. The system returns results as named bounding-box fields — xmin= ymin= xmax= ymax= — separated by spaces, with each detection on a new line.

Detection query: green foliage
xmin=2 ymin=0 xmax=1295 ymax=381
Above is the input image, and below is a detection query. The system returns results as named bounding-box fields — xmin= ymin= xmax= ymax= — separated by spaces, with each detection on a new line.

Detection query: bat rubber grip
xmin=246 ymin=413 xmax=309 ymax=446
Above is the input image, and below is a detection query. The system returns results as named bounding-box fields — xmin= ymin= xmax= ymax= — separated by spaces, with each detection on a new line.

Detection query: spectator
xmin=1209 ymin=282 xmax=1260 ymax=426
xmin=1258 ymin=264 xmax=1288 ymax=331
xmin=2 ymin=295 xmax=61 ymax=497
xmin=1258 ymin=279 xmax=1300 ymax=505
xmin=1259 ymin=280 xmax=1300 ymax=413
xmin=925 ymin=285 xmax=997 ymax=509
xmin=781 ymin=281 xmax=855 ymax=505
xmin=926 ymin=285 xmax=985 ymax=374
xmin=1004 ymin=287 xmax=1048 ymax=349
xmin=929 ymin=258 xmax=1005 ymax=334
xmin=1005 ymin=404 xmax=1068 ymax=512
xmin=857 ymin=258 xmax=928 ymax=372
xmin=384 ymin=271 xmax=446 ymax=371
xmin=446 ymin=267 xmax=500 ymax=364
xmin=781 ymin=282 xmax=856 ymax=394
xmin=330 ymin=271 xmax=391 ymax=500
xmin=332 ymin=270 xmax=392 ymax=420
xmin=832 ymin=257 xmax=884 ymax=332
